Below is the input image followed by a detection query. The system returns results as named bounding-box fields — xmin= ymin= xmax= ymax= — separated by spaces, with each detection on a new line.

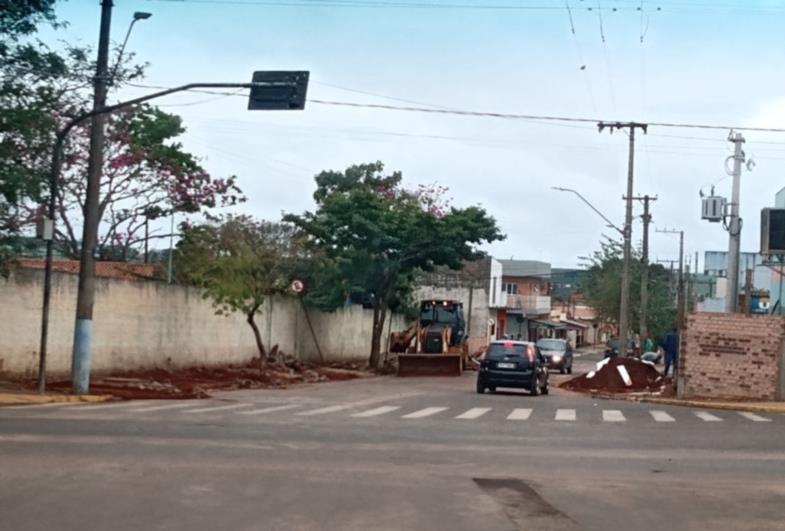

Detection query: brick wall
xmin=682 ymin=312 xmax=785 ymax=400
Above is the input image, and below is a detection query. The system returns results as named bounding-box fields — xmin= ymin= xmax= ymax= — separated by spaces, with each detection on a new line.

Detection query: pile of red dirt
xmin=561 ymin=357 xmax=664 ymax=393
xmin=25 ymin=358 xmax=373 ymax=400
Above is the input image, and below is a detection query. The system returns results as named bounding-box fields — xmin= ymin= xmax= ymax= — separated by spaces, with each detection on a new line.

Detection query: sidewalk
xmin=0 ymin=389 xmax=112 ymax=407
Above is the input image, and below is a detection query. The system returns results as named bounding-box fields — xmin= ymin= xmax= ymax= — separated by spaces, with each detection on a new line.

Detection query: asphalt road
xmin=2 ymin=350 xmax=784 ymax=531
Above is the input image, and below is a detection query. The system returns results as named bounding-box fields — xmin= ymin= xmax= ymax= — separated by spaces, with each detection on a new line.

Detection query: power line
xmin=124 ymin=82 xmax=785 ymax=133
xmin=145 ymin=0 xmax=785 ymax=12
xmin=144 ymin=0 xmax=588 ymax=10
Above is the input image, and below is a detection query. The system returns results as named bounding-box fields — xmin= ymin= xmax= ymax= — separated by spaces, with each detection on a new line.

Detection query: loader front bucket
xmin=396 ymin=354 xmax=462 ymax=377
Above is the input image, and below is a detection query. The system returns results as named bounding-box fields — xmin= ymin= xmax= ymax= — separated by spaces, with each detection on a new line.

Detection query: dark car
xmin=536 ymin=338 xmax=573 ymax=374
xmin=476 ymin=340 xmax=549 ymax=396
xmin=604 ymin=337 xmax=635 ymax=358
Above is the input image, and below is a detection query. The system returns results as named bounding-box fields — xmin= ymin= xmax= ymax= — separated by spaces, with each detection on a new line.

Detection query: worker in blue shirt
xmin=661 ymin=328 xmax=679 ymax=377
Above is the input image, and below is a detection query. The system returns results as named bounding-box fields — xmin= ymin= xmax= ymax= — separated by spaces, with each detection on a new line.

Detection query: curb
xmin=0 ymin=392 xmax=113 ymax=407
xmin=583 ymin=392 xmax=785 ymax=414
xmin=636 ymin=397 xmax=785 ymax=414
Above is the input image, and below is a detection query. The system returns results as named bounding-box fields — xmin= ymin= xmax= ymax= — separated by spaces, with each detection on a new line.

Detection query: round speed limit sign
xmin=290 ymin=279 xmax=305 ymax=294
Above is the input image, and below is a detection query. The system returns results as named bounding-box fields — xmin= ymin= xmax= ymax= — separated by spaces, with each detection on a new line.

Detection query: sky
xmin=43 ymin=0 xmax=785 ymax=269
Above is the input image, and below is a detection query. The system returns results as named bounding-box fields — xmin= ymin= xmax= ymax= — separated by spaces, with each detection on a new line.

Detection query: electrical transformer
xmin=701 ymin=196 xmax=726 ymax=222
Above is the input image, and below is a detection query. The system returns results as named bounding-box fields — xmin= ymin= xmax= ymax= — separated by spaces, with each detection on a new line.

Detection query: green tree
xmin=285 ymin=162 xmax=504 ymax=368
xmin=582 ymin=236 xmax=676 ymax=343
xmin=174 ymin=215 xmax=303 ymax=362
xmin=0 ymin=2 xmax=146 ymax=272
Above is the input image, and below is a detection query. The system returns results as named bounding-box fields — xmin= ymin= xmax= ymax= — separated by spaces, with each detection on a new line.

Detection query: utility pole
xmin=631 ymin=195 xmax=657 ymax=341
xmin=743 ymin=268 xmax=754 ymax=315
xmin=71 ymin=0 xmax=113 ymax=395
xmin=725 ymin=131 xmax=746 ymax=313
xmin=658 ymin=229 xmax=685 ymax=329
xmin=598 ymin=122 xmax=648 ymax=356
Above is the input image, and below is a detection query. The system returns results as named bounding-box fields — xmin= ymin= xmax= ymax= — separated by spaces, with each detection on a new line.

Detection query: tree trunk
xmin=369 ymin=303 xmax=387 ymax=370
xmin=246 ymin=305 xmax=267 ymax=367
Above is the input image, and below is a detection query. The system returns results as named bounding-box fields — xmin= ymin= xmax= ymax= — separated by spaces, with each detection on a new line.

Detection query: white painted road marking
xmin=555 ymin=409 xmax=576 ymax=421
xmin=130 ymin=403 xmax=198 ymax=413
xmin=184 ymin=403 xmax=252 ymax=414
xmin=456 ymin=407 xmax=491 ymax=420
xmin=67 ymin=401 xmax=146 ymax=412
xmin=650 ymin=410 xmax=676 ymax=422
xmin=297 ymin=404 xmax=358 ymax=416
xmin=238 ymin=404 xmax=302 ymax=416
xmin=603 ymin=410 xmax=626 ymax=422
xmin=694 ymin=411 xmax=723 ymax=422
xmin=738 ymin=412 xmax=771 ymax=422
xmin=507 ymin=408 xmax=532 ymax=420
xmin=402 ymin=407 xmax=448 ymax=419
xmin=351 ymin=406 xmax=401 ymax=418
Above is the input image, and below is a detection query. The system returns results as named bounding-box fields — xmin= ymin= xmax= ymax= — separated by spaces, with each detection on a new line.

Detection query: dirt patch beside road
xmin=15 ymin=359 xmax=373 ymax=400
xmin=561 ymin=357 xmax=665 ymax=394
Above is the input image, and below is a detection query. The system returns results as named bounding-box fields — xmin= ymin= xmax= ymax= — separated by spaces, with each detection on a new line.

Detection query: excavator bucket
xmin=397 ymin=354 xmax=462 ymax=377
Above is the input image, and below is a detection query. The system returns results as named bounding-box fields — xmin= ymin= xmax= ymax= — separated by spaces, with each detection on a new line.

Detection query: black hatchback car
xmin=476 ymin=340 xmax=549 ymax=396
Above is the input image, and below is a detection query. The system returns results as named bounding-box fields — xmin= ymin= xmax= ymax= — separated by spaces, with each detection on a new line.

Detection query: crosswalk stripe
xmin=296 ymin=404 xmax=357 ymax=416
xmin=694 ymin=411 xmax=723 ymax=422
xmin=66 ymin=401 xmax=144 ymax=412
xmin=455 ymin=407 xmax=491 ymax=420
xmin=555 ymin=409 xmax=576 ymax=421
xmin=351 ymin=406 xmax=401 ymax=418
xmin=650 ymin=410 xmax=675 ymax=422
xmin=738 ymin=412 xmax=771 ymax=422
xmin=602 ymin=410 xmax=626 ymax=422
xmin=184 ymin=403 xmax=252 ymax=414
xmin=238 ymin=404 xmax=302 ymax=416
xmin=130 ymin=403 xmax=199 ymax=413
xmin=507 ymin=408 xmax=532 ymax=420
xmin=402 ymin=407 xmax=448 ymax=419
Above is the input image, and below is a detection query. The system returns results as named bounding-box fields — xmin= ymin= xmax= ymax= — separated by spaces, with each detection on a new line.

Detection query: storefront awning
xmin=531 ymin=319 xmax=566 ymax=329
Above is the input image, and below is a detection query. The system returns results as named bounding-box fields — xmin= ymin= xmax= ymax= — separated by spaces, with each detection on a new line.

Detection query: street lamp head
xmin=133 ymin=12 xmax=152 ymax=21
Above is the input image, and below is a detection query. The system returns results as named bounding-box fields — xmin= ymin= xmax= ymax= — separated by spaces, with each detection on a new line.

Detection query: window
xmin=491 ymin=277 xmax=497 ymax=305
xmin=503 ymin=283 xmax=518 ymax=295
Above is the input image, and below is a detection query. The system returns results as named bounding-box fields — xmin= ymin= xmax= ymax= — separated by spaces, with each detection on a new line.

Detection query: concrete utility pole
xmin=598 ymin=122 xmax=648 ymax=356
xmin=743 ymin=268 xmax=754 ymax=315
xmin=725 ymin=131 xmax=746 ymax=313
xmin=631 ymin=195 xmax=657 ymax=341
xmin=71 ymin=0 xmax=113 ymax=395
xmin=658 ymin=229 xmax=685 ymax=329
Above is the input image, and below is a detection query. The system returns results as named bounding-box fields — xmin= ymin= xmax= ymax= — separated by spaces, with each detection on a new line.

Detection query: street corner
xmin=636 ymin=397 xmax=785 ymax=415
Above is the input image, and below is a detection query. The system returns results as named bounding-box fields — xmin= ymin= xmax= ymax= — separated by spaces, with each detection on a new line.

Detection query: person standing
xmin=661 ymin=328 xmax=679 ymax=377
xmin=643 ymin=335 xmax=654 ymax=353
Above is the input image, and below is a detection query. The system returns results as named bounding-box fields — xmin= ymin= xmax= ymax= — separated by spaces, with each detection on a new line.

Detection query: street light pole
xmin=551 ymin=187 xmax=624 ymax=235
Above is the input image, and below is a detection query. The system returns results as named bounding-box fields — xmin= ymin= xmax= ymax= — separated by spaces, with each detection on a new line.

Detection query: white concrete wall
xmin=0 ymin=270 xmax=406 ymax=377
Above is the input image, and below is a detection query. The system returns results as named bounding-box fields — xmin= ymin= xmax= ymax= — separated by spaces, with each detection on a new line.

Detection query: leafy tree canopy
xmin=582 ymin=236 xmax=677 ymax=344
xmin=285 ymin=161 xmax=504 ymax=367
xmin=174 ymin=215 xmax=304 ymax=361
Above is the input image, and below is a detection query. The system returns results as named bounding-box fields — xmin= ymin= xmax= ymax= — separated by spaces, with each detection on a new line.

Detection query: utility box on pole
xmin=702 ymin=195 xmax=726 ymax=222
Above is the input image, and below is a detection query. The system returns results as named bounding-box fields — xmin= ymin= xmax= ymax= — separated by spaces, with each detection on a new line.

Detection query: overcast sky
xmin=48 ymin=0 xmax=785 ymax=269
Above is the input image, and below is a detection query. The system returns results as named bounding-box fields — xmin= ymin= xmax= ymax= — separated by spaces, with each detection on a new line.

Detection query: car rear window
xmin=486 ymin=343 xmax=529 ymax=359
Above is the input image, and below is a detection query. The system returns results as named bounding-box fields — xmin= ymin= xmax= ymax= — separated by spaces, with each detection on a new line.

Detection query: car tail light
xmin=526 ymin=346 xmax=535 ymax=363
